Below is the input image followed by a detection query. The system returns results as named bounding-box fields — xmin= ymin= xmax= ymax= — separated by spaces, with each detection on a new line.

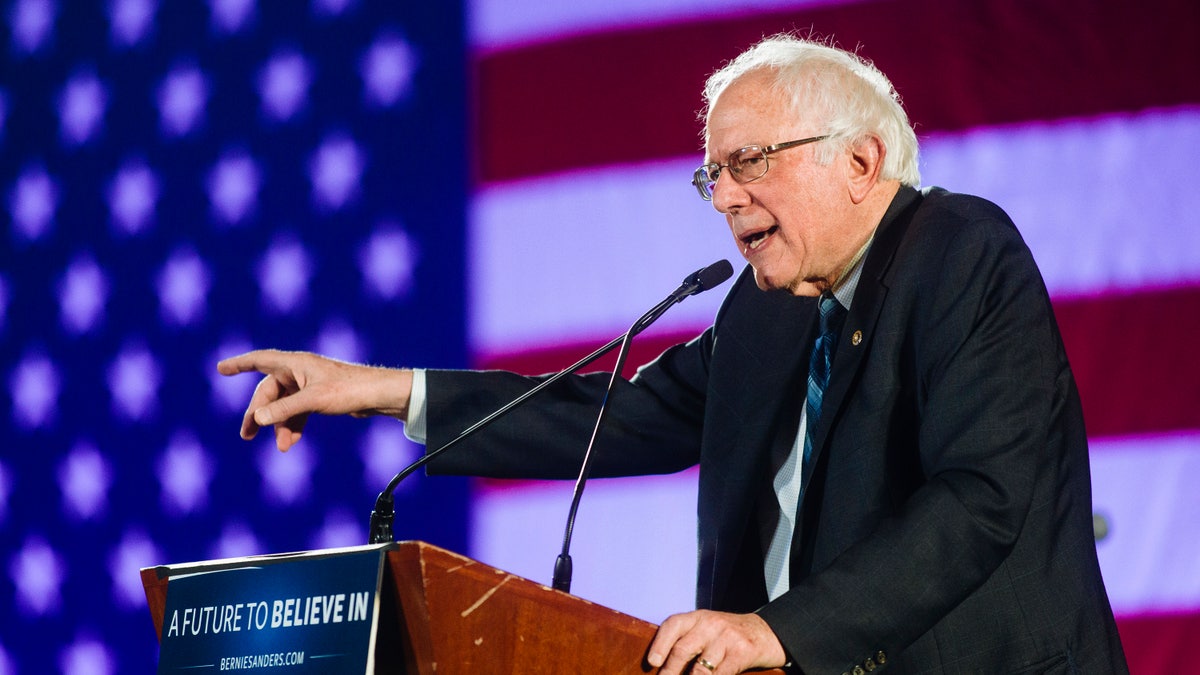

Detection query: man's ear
xmin=847 ymin=134 xmax=886 ymax=204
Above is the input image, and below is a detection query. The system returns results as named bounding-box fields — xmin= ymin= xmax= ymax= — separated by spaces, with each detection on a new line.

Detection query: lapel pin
xmin=851 ymin=330 xmax=863 ymax=346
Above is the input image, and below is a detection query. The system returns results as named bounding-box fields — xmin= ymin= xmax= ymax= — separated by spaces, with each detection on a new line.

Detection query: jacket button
xmin=876 ymin=651 xmax=887 ymax=664
xmin=853 ymin=668 xmax=865 ymax=675
xmin=864 ymin=658 xmax=876 ymax=671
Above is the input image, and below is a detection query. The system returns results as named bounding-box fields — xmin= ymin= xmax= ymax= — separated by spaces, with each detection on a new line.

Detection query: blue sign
xmin=156 ymin=544 xmax=394 ymax=674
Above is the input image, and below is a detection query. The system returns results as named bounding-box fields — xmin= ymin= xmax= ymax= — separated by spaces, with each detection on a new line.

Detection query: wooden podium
xmin=379 ymin=541 xmax=661 ymax=672
xmin=144 ymin=541 xmax=657 ymax=673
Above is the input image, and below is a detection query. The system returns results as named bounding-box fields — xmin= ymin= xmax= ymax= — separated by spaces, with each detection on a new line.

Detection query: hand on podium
xmin=648 ymin=609 xmax=788 ymax=674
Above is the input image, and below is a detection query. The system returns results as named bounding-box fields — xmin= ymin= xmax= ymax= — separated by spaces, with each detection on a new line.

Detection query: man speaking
xmin=220 ymin=34 xmax=1127 ymax=674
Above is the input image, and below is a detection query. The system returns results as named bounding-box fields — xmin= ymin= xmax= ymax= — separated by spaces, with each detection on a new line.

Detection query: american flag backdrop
xmin=1 ymin=1 xmax=471 ymax=672
xmin=2 ymin=0 xmax=1199 ymax=673
xmin=463 ymin=1 xmax=1200 ymax=673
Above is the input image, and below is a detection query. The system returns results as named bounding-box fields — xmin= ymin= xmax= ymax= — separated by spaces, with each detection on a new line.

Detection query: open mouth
xmin=742 ymin=225 xmax=779 ymax=252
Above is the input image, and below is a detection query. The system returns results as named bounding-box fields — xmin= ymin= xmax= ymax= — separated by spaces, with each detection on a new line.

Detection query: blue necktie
xmin=761 ymin=292 xmax=849 ymax=600
xmin=803 ymin=292 xmax=847 ymax=467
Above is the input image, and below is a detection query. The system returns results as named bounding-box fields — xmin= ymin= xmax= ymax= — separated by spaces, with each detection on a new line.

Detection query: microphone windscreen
xmin=697 ymin=259 xmax=734 ymax=292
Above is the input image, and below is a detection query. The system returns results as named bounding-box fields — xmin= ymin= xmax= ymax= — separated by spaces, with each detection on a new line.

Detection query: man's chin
xmin=753 ymin=269 xmax=820 ymax=295
xmin=753 ymin=269 xmax=821 ymax=297
xmin=751 ymin=270 xmax=781 ymax=293
xmin=788 ymin=280 xmax=824 ymax=297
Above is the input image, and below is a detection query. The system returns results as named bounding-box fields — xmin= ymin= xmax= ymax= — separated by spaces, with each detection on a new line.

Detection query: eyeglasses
xmin=691 ymin=135 xmax=830 ymax=201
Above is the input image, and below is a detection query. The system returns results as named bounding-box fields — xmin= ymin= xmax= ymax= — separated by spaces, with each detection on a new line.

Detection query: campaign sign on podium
xmin=154 ymin=544 xmax=394 ymax=674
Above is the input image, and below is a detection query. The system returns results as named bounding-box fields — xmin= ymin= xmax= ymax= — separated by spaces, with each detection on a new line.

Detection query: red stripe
xmin=477 ymin=284 xmax=1200 ymax=439
xmin=474 ymin=329 xmax=699 ymax=380
xmin=1117 ymin=611 xmax=1200 ymax=674
xmin=1056 ymin=284 xmax=1200 ymax=439
xmin=475 ymin=0 xmax=1200 ymax=183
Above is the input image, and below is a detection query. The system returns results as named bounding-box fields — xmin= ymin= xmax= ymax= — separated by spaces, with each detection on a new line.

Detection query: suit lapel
xmin=799 ymin=188 xmax=923 ymax=495
xmin=706 ymin=188 xmax=925 ymax=604
xmin=702 ymin=268 xmax=816 ymax=608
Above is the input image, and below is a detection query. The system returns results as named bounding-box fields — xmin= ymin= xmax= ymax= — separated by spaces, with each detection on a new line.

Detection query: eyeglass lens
xmin=694 ymin=146 xmax=768 ymax=200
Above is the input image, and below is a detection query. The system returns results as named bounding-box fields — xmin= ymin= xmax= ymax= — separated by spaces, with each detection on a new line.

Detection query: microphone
xmin=671 ymin=258 xmax=735 ymax=301
xmin=550 ymin=258 xmax=733 ymax=592
xmin=631 ymin=259 xmax=732 ymax=336
xmin=367 ymin=259 xmax=735 ymax=550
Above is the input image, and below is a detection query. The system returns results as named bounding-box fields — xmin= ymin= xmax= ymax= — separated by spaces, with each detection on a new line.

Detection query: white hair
xmin=703 ymin=34 xmax=921 ymax=187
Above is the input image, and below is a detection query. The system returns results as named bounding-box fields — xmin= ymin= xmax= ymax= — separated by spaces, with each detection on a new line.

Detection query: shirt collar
xmin=829 ymin=233 xmax=873 ymax=310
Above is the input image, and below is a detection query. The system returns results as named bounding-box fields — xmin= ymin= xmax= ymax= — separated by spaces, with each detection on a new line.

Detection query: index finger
xmin=217 ymin=349 xmax=288 ymax=376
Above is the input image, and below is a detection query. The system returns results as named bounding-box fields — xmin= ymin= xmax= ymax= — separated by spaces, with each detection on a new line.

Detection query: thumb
xmin=253 ymin=388 xmax=318 ymax=427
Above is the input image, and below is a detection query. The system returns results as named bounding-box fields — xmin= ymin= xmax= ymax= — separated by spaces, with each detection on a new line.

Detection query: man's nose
xmin=711 ymin=172 xmax=751 ymax=213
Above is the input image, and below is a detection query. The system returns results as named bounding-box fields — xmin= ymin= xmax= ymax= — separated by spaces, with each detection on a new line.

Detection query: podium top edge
xmin=140 ymin=541 xmax=402 ymax=580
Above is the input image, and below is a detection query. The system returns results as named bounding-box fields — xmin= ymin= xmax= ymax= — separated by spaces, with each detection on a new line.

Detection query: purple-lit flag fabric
xmin=4 ymin=0 xmax=1199 ymax=672
xmin=463 ymin=1 xmax=1200 ymax=671
xmin=1 ymin=2 xmax=468 ymax=671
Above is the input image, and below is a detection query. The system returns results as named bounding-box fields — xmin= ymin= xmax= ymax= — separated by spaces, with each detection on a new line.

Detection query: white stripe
xmin=468 ymin=158 xmax=730 ymax=356
xmin=919 ymin=107 xmax=1200 ymax=299
xmin=468 ymin=0 xmax=861 ymax=51
xmin=467 ymin=430 xmax=1200 ymax=623
xmin=469 ymin=472 xmax=699 ymax=623
xmin=469 ymin=108 xmax=1200 ymax=356
xmin=1091 ymin=432 xmax=1200 ymax=616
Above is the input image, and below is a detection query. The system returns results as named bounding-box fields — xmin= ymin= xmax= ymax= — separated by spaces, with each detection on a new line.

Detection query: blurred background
xmin=1 ymin=0 xmax=1197 ymax=672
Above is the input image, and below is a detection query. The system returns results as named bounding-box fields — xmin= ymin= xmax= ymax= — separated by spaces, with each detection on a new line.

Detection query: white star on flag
xmin=58 ymin=441 xmax=112 ymax=520
xmin=361 ymin=418 xmax=420 ymax=492
xmin=107 ymin=342 xmax=162 ymax=422
xmin=309 ymin=132 xmax=364 ymax=211
xmin=257 ymin=237 xmax=313 ymax=313
xmin=9 ymin=165 xmax=58 ymax=242
xmin=208 ymin=521 xmax=264 ymax=560
xmin=157 ymin=64 xmax=208 ymax=137
xmin=258 ymin=439 xmax=315 ymax=505
xmin=310 ymin=509 xmax=363 ymax=550
xmin=259 ymin=50 xmax=310 ymax=122
xmin=312 ymin=319 xmax=365 ymax=364
xmin=107 ymin=529 xmax=162 ymax=610
xmin=157 ymin=247 xmax=211 ymax=326
xmin=208 ymin=0 xmax=254 ymax=34
xmin=10 ymin=0 xmax=56 ymax=55
xmin=157 ymin=431 xmax=214 ymax=515
xmin=58 ymin=633 xmax=115 ymax=675
xmin=361 ymin=34 xmax=417 ymax=108
xmin=359 ymin=224 xmax=418 ymax=300
xmin=10 ymin=536 xmax=66 ymax=616
xmin=108 ymin=0 xmax=156 ymax=47
xmin=207 ymin=150 xmax=261 ymax=225
xmin=58 ymin=254 xmax=109 ymax=335
xmin=58 ymin=70 xmax=107 ymax=145
xmin=11 ymin=352 xmax=60 ymax=430
xmin=107 ymin=159 xmax=159 ymax=235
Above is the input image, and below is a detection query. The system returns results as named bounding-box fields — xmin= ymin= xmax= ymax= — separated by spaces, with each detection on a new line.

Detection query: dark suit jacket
xmin=425 ymin=187 xmax=1128 ymax=674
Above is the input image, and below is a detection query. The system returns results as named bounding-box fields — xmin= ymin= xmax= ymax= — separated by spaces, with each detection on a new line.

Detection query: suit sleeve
xmin=420 ymin=321 xmax=719 ymax=480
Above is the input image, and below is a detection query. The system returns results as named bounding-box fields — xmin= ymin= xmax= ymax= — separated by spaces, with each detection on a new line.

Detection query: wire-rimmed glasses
xmin=691 ymin=135 xmax=830 ymax=201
